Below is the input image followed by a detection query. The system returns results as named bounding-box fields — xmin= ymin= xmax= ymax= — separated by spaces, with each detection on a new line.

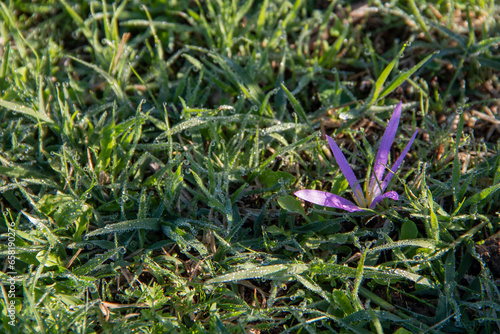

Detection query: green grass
xmin=1 ymin=0 xmax=500 ymax=333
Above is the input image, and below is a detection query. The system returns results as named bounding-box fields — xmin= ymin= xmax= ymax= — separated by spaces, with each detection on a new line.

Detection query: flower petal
xmin=294 ymin=190 xmax=363 ymax=212
xmin=369 ymin=191 xmax=399 ymax=209
xmin=370 ymin=101 xmax=403 ymax=193
xmin=379 ymin=129 xmax=418 ymax=193
xmin=326 ymin=135 xmax=363 ymax=203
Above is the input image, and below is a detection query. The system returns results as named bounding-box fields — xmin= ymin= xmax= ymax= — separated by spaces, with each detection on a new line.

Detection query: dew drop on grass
xmin=339 ymin=113 xmax=349 ymax=120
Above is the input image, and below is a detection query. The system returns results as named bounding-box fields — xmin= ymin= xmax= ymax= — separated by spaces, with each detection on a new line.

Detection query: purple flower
xmin=295 ymin=101 xmax=418 ymax=212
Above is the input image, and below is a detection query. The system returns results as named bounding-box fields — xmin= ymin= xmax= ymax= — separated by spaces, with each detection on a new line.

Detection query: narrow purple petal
xmin=326 ymin=135 xmax=363 ymax=203
xmin=379 ymin=129 xmax=418 ymax=193
xmin=369 ymin=191 xmax=399 ymax=209
xmin=294 ymin=190 xmax=364 ymax=212
xmin=370 ymin=101 xmax=403 ymax=192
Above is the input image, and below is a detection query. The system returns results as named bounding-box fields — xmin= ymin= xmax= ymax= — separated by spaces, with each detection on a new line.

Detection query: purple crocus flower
xmin=295 ymin=101 xmax=418 ymax=212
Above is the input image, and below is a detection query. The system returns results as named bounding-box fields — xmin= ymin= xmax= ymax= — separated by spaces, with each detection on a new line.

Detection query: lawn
xmin=1 ymin=0 xmax=500 ymax=333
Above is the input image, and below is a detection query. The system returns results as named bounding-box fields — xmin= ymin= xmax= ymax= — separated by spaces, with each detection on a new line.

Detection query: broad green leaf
xmin=277 ymin=195 xmax=306 ymax=216
xmin=258 ymin=170 xmax=295 ymax=188
xmin=400 ymin=220 xmax=419 ymax=240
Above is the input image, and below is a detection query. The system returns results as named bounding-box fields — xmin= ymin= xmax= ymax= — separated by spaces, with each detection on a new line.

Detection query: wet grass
xmin=0 ymin=0 xmax=500 ymax=333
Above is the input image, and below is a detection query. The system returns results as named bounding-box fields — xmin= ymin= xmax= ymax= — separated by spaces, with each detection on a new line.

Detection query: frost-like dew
xmin=339 ymin=113 xmax=349 ymax=120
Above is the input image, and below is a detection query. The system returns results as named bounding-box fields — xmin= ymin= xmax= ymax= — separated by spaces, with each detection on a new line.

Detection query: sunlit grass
xmin=0 ymin=0 xmax=499 ymax=333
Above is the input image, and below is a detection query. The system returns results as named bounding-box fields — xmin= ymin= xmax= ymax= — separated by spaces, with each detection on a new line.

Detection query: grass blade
xmin=280 ymin=82 xmax=311 ymax=127
xmin=378 ymin=51 xmax=438 ymax=101
xmin=367 ymin=43 xmax=406 ymax=106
